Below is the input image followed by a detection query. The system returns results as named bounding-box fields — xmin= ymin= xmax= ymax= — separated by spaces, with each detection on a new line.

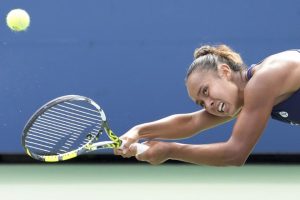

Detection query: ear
xmin=217 ymin=64 xmax=231 ymax=80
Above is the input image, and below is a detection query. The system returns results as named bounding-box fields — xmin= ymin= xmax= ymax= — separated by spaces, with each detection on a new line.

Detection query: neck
xmin=232 ymin=70 xmax=248 ymax=103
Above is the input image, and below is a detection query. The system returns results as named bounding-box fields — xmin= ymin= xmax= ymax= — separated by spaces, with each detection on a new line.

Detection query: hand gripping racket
xmin=22 ymin=95 xmax=148 ymax=162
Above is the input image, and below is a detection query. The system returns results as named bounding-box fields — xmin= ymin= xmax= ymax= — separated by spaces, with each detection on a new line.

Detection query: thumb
xmin=122 ymin=137 xmax=138 ymax=149
xmin=120 ymin=137 xmax=137 ymax=154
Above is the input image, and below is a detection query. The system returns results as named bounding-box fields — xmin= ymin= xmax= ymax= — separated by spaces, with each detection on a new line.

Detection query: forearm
xmin=134 ymin=114 xmax=200 ymax=140
xmin=168 ymin=142 xmax=244 ymax=166
xmin=134 ymin=110 xmax=233 ymax=141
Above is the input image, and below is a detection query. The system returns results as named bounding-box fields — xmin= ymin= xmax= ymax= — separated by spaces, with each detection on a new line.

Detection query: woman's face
xmin=186 ymin=66 xmax=243 ymax=117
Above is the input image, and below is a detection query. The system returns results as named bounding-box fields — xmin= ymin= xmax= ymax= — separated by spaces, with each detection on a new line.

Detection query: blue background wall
xmin=0 ymin=0 xmax=299 ymax=154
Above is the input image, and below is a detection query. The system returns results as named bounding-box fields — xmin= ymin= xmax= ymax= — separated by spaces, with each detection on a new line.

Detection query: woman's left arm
xmin=223 ymin=78 xmax=276 ymax=165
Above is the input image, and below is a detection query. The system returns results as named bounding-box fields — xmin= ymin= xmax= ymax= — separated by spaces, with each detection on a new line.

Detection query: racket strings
xmin=25 ymin=100 xmax=103 ymax=155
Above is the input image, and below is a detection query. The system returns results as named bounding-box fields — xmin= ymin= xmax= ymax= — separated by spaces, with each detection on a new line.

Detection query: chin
xmin=231 ymin=107 xmax=242 ymax=117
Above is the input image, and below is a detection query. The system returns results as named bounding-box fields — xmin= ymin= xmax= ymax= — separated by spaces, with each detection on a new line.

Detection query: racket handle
xmin=133 ymin=143 xmax=149 ymax=155
xmin=120 ymin=139 xmax=149 ymax=155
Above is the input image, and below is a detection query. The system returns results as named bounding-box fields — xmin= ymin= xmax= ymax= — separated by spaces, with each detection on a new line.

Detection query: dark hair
xmin=185 ymin=44 xmax=246 ymax=80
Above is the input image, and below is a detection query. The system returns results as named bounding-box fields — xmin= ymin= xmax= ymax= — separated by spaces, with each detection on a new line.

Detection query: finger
xmin=113 ymin=148 xmax=123 ymax=156
xmin=122 ymin=137 xmax=141 ymax=155
xmin=129 ymin=144 xmax=138 ymax=155
xmin=118 ymin=144 xmax=137 ymax=158
xmin=120 ymin=153 xmax=132 ymax=158
xmin=122 ymin=137 xmax=137 ymax=149
xmin=136 ymin=152 xmax=147 ymax=162
xmin=130 ymin=144 xmax=148 ymax=161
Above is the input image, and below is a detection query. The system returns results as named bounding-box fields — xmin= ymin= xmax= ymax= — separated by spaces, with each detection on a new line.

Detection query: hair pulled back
xmin=186 ymin=44 xmax=246 ymax=80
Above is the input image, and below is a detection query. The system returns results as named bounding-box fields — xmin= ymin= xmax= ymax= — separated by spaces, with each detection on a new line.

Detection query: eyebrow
xmin=197 ymin=86 xmax=203 ymax=97
xmin=194 ymin=86 xmax=203 ymax=105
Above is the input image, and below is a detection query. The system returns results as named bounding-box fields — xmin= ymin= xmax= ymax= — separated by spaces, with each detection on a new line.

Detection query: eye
xmin=203 ymin=87 xmax=208 ymax=96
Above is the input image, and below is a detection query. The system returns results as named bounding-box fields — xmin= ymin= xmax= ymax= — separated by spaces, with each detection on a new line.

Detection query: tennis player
xmin=115 ymin=44 xmax=300 ymax=166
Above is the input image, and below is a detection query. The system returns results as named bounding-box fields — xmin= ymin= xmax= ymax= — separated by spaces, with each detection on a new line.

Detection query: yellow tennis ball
xmin=6 ymin=9 xmax=30 ymax=31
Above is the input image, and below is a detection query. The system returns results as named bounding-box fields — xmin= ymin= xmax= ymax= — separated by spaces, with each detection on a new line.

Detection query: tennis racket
xmin=22 ymin=95 xmax=148 ymax=162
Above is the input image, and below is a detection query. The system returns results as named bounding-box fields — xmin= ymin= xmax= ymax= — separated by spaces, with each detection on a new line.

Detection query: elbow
xmin=230 ymin=156 xmax=247 ymax=167
xmin=224 ymin=145 xmax=249 ymax=167
xmin=220 ymin=156 xmax=246 ymax=167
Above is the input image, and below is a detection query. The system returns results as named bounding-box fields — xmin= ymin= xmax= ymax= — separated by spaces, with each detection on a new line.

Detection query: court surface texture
xmin=1 ymin=164 xmax=300 ymax=200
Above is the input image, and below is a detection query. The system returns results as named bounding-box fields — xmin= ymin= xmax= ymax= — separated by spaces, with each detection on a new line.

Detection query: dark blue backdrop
xmin=0 ymin=0 xmax=299 ymax=154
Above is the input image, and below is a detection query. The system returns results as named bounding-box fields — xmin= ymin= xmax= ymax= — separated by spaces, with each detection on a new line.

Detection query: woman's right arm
xmin=115 ymin=109 xmax=233 ymax=156
xmin=123 ymin=109 xmax=233 ymax=142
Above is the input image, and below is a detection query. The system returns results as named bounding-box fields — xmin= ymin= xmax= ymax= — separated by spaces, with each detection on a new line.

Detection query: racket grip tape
xmin=133 ymin=143 xmax=149 ymax=155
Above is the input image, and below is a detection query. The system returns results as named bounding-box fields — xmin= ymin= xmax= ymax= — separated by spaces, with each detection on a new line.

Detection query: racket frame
xmin=22 ymin=95 xmax=123 ymax=162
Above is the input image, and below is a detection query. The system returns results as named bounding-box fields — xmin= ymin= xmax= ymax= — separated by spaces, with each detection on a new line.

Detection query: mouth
xmin=218 ymin=102 xmax=225 ymax=113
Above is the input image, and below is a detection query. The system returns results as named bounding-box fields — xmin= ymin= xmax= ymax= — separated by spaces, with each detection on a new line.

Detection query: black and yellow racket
xmin=22 ymin=95 xmax=148 ymax=162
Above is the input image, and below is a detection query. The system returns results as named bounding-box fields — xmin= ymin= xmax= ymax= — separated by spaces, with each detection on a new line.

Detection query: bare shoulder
xmin=271 ymin=50 xmax=300 ymax=64
xmin=247 ymin=50 xmax=300 ymax=100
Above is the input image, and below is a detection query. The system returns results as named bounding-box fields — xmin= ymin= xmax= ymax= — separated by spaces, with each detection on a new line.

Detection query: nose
xmin=205 ymin=99 xmax=214 ymax=110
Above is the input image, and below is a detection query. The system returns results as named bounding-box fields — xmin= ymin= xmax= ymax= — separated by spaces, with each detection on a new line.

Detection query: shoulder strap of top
xmin=246 ymin=64 xmax=255 ymax=80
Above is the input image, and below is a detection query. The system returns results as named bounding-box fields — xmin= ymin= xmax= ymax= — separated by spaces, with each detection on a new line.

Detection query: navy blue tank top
xmin=247 ymin=50 xmax=300 ymax=126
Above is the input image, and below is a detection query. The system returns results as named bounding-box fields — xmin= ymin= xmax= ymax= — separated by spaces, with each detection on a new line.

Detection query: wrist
xmin=167 ymin=142 xmax=182 ymax=160
xmin=130 ymin=125 xmax=143 ymax=140
xmin=133 ymin=124 xmax=152 ymax=140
